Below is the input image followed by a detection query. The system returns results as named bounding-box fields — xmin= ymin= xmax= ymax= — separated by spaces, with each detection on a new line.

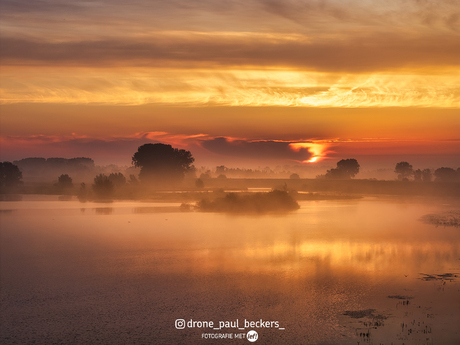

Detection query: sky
xmin=0 ymin=0 xmax=459 ymax=172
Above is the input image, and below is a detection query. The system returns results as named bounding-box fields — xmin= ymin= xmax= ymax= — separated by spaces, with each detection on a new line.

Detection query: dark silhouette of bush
xmin=108 ymin=172 xmax=126 ymax=186
xmin=197 ymin=190 xmax=299 ymax=214
xmin=92 ymin=174 xmax=114 ymax=199
xmin=290 ymin=173 xmax=300 ymax=179
xmin=325 ymin=159 xmax=360 ymax=179
xmin=395 ymin=162 xmax=413 ymax=181
xmin=0 ymin=161 xmax=23 ymax=191
xmin=434 ymin=167 xmax=459 ymax=182
xmin=57 ymin=174 xmax=73 ymax=188
xmin=132 ymin=143 xmax=194 ymax=183
xmin=324 ymin=169 xmax=342 ymax=179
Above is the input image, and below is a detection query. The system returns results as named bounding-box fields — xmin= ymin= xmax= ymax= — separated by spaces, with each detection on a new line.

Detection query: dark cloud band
xmin=2 ymin=33 xmax=459 ymax=72
xmin=201 ymin=137 xmax=312 ymax=161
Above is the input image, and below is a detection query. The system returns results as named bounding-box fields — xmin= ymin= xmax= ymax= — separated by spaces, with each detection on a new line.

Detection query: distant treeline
xmin=192 ymin=178 xmax=460 ymax=197
xmin=1 ymin=145 xmax=459 ymax=199
xmin=392 ymin=161 xmax=460 ymax=183
xmin=13 ymin=157 xmax=95 ymax=183
xmin=14 ymin=157 xmax=95 ymax=168
xmin=10 ymin=157 xmax=139 ymax=184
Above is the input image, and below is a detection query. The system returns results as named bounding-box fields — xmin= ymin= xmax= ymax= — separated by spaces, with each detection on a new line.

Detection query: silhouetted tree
xmin=216 ymin=165 xmax=227 ymax=174
xmin=325 ymin=159 xmax=360 ymax=179
xmin=395 ymin=162 xmax=413 ymax=181
xmin=199 ymin=172 xmax=212 ymax=180
xmin=195 ymin=178 xmax=205 ymax=189
xmin=217 ymin=174 xmax=227 ymax=179
xmin=336 ymin=159 xmax=360 ymax=177
xmin=132 ymin=143 xmax=194 ymax=183
xmin=92 ymin=174 xmax=114 ymax=199
xmin=57 ymin=174 xmax=73 ymax=188
xmin=184 ymin=165 xmax=197 ymax=179
xmin=0 ymin=162 xmax=23 ymax=190
xmin=128 ymin=174 xmax=139 ymax=184
xmin=78 ymin=182 xmax=88 ymax=202
xmin=421 ymin=169 xmax=432 ymax=182
xmin=108 ymin=172 xmax=126 ymax=186
xmin=290 ymin=173 xmax=300 ymax=179
xmin=434 ymin=167 xmax=458 ymax=182
xmin=413 ymin=169 xmax=422 ymax=182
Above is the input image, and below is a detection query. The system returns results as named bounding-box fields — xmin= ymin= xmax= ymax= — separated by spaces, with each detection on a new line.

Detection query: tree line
xmin=394 ymin=161 xmax=460 ymax=182
xmin=1 ymin=144 xmax=459 ymax=197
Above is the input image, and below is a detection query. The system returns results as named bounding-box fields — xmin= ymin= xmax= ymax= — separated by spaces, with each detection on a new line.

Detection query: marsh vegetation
xmin=197 ymin=190 xmax=300 ymax=214
xmin=420 ymin=211 xmax=460 ymax=227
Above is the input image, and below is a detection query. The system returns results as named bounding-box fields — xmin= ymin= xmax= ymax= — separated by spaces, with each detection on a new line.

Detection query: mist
xmin=2 ymin=142 xmax=460 ymax=345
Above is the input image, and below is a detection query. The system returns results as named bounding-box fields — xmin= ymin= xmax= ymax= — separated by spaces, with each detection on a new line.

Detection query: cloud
xmin=0 ymin=134 xmax=317 ymax=165
xmin=1 ymin=33 xmax=459 ymax=72
xmin=2 ymin=0 xmax=459 ymax=33
xmin=201 ymin=137 xmax=312 ymax=162
xmin=1 ymin=67 xmax=458 ymax=107
xmin=2 ymin=0 xmax=459 ymax=108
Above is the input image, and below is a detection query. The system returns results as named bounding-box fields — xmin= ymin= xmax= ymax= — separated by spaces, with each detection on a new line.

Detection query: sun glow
xmin=289 ymin=142 xmax=330 ymax=163
xmin=1 ymin=67 xmax=459 ymax=108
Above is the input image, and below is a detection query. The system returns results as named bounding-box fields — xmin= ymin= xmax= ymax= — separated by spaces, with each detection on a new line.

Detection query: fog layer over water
xmin=1 ymin=196 xmax=459 ymax=344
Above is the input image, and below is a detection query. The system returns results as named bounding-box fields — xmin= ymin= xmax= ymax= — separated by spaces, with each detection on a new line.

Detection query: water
xmin=1 ymin=195 xmax=459 ymax=344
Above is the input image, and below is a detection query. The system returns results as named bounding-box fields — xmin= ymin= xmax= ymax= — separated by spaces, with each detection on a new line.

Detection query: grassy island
xmin=197 ymin=190 xmax=300 ymax=214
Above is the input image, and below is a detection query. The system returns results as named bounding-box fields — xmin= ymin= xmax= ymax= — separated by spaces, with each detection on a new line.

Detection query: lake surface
xmin=1 ymin=195 xmax=459 ymax=344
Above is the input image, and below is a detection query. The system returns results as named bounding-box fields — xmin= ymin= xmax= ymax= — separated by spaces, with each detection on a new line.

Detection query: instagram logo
xmin=175 ymin=319 xmax=186 ymax=329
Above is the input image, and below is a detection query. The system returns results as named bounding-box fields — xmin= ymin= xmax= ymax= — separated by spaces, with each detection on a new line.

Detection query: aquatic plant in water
xmin=419 ymin=210 xmax=460 ymax=228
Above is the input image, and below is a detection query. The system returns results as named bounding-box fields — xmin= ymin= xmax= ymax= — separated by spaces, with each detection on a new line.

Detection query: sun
xmin=289 ymin=142 xmax=329 ymax=163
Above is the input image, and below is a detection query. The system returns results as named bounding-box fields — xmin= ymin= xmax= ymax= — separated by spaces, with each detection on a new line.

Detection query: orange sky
xmin=0 ymin=0 xmax=459 ymax=170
